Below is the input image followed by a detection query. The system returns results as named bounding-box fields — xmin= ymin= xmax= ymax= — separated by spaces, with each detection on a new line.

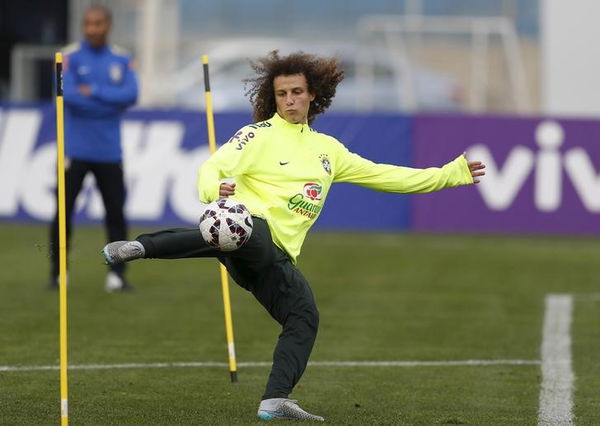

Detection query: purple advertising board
xmin=412 ymin=114 xmax=600 ymax=234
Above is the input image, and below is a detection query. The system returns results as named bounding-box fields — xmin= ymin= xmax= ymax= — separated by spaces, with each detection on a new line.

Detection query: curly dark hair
xmin=244 ymin=50 xmax=344 ymax=125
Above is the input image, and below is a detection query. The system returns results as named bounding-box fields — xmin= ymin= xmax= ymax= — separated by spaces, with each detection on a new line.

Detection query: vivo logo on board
xmin=467 ymin=120 xmax=600 ymax=212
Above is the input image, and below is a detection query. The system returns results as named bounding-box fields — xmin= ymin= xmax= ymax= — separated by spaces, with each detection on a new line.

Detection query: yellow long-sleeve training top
xmin=198 ymin=113 xmax=473 ymax=263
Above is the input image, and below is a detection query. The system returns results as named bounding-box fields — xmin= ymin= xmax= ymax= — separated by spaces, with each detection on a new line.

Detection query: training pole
xmin=202 ymin=55 xmax=238 ymax=383
xmin=55 ymin=52 xmax=69 ymax=425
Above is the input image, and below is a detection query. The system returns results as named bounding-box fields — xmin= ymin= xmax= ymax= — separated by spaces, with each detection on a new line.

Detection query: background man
xmin=48 ymin=5 xmax=138 ymax=291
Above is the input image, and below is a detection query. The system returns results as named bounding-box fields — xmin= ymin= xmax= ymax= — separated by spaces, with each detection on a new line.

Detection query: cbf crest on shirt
xmin=319 ymin=153 xmax=332 ymax=175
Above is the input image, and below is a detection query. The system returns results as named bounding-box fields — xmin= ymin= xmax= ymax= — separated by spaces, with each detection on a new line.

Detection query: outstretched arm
xmin=334 ymin=142 xmax=485 ymax=193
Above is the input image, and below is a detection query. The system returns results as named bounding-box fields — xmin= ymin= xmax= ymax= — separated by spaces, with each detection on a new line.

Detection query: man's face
xmin=274 ymin=73 xmax=315 ymax=124
xmin=83 ymin=9 xmax=110 ymax=48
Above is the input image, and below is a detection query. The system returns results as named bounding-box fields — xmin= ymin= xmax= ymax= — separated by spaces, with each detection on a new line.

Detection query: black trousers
xmin=136 ymin=218 xmax=319 ymax=400
xmin=49 ymin=159 xmax=128 ymax=278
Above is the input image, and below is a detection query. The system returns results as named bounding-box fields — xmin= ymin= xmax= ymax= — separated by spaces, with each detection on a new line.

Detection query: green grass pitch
xmin=0 ymin=223 xmax=599 ymax=425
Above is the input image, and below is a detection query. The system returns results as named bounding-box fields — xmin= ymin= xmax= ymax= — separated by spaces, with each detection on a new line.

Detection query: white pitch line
xmin=572 ymin=292 xmax=600 ymax=302
xmin=0 ymin=359 xmax=539 ymax=373
xmin=539 ymin=294 xmax=575 ymax=426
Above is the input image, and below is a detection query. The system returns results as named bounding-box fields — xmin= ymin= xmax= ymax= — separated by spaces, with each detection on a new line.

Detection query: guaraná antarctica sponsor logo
xmin=303 ymin=182 xmax=322 ymax=201
xmin=288 ymin=183 xmax=323 ymax=219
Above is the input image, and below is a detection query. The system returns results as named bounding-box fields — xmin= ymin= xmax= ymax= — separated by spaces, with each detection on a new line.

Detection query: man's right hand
xmin=219 ymin=183 xmax=236 ymax=198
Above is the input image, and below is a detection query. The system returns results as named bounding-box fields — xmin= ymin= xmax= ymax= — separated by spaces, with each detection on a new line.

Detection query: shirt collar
xmin=271 ymin=113 xmax=309 ymax=133
xmin=82 ymin=39 xmax=108 ymax=53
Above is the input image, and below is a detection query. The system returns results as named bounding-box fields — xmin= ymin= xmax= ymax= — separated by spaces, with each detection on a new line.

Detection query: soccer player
xmin=48 ymin=5 xmax=138 ymax=291
xmin=102 ymin=51 xmax=485 ymax=421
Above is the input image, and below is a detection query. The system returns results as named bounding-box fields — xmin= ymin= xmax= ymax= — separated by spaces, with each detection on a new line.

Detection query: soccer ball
xmin=199 ymin=198 xmax=253 ymax=251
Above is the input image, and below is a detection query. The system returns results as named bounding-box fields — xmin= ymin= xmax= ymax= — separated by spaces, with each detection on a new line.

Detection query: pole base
xmin=230 ymin=371 xmax=238 ymax=383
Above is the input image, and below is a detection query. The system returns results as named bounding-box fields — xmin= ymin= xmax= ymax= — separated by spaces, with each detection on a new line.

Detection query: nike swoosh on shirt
xmin=279 ymin=161 xmax=290 ymax=166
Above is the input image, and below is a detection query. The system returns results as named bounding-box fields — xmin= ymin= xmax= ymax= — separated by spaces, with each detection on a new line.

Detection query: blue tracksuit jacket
xmin=63 ymin=40 xmax=138 ymax=162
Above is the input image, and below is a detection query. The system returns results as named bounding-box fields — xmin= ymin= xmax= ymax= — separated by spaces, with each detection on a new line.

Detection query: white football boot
xmin=102 ymin=241 xmax=145 ymax=265
xmin=257 ymin=398 xmax=324 ymax=421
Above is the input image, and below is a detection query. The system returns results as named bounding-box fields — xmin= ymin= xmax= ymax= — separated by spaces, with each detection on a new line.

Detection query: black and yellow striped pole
xmin=54 ymin=52 xmax=69 ymax=425
xmin=202 ymin=55 xmax=238 ymax=383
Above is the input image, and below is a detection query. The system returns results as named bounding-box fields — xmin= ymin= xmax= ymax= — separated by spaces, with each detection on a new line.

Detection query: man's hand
xmin=219 ymin=182 xmax=236 ymax=197
xmin=468 ymin=161 xmax=486 ymax=183
xmin=463 ymin=152 xmax=486 ymax=183
xmin=78 ymin=85 xmax=92 ymax=97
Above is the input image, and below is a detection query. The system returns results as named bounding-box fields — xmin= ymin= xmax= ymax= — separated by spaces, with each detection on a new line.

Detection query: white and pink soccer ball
xmin=199 ymin=198 xmax=253 ymax=251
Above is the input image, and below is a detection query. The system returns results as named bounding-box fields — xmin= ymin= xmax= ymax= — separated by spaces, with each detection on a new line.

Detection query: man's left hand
xmin=463 ymin=152 xmax=486 ymax=183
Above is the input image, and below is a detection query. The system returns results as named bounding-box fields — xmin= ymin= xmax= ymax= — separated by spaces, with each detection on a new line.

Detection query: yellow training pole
xmin=54 ymin=52 xmax=69 ymax=425
xmin=202 ymin=55 xmax=238 ymax=383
